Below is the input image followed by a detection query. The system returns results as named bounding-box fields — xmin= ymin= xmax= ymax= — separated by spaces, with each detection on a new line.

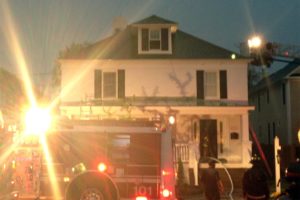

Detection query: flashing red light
xmin=162 ymin=189 xmax=171 ymax=198
xmin=162 ymin=170 xmax=171 ymax=176
xmin=136 ymin=196 xmax=148 ymax=200
xmin=284 ymin=51 xmax=289 ymax=56
xmin=97 ymin=162 xmax=107 ymax=172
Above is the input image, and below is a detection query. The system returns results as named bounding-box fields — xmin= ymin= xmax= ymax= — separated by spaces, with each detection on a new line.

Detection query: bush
xmin=177 ymin=158 xmax=185 ymax=187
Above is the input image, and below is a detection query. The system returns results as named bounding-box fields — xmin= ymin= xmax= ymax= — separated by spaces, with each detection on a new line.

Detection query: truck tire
xmin=65 ymin=171 xmax=119 ymax=200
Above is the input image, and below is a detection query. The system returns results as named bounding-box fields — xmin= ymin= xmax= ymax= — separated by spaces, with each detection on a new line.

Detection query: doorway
xmin=199 ymin=119 xmax=218 ymax=159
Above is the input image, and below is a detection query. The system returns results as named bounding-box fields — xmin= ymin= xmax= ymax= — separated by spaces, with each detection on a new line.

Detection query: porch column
xmin=189 ymin=142 xmax=199 ymax=185
xmin=242 ymin=113 xmax=252 ymax=167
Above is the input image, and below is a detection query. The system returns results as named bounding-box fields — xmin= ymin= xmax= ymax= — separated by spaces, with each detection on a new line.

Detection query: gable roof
xmin=60 ymin=15 xmax=245 ymax=60
xmin=132 ymin=15 xmax=177 ymax=25
xmin=250 ymin=59 xmax=300 ymax=94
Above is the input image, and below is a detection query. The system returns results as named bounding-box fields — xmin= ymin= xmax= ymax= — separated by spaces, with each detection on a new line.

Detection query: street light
xmin=248 ymin=36 xmax=262 ymax=49
xmin=247 ymin=35 xmax=274 ymax=67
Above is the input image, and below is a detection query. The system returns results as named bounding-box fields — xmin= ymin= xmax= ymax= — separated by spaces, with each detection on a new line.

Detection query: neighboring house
xmin=58 ymin=15 xmax=253 ymax=185
xmin=250 ymin=59 xmax=300 ymax=146
xmin=0 ymin=68 xmax=24 ymax=123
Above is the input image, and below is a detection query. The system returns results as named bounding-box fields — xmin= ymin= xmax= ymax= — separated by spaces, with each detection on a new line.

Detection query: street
xmin=185 ymin=193 xmax=244 ymax=200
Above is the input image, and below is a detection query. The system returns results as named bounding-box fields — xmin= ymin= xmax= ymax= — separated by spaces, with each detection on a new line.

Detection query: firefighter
xmin=242 ymin=154 xmax=269 ymax=200
xmin=200 ymin=160 xmax=224 ymax=200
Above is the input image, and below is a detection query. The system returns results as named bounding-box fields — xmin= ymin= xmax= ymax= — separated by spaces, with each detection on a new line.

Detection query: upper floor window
xmin=103 ymin=72 xmax=117 ymax=98
xmin=140 ymin=28 xmax=170 ymax=54
xmin=204 ymin=71 xmax=218 ymax=99
xmin=94 ymin=69 xmax=125 ymax=99
xmin=149 ymin=29 xmax=161 ymax=50
xmin=196 ymin=70 xmax=227 ymax=100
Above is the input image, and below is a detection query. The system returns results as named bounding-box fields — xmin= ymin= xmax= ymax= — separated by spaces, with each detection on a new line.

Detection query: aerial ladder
xmin=241 ymin=37 xmax=300 ymax=67
xmin=240 ymin=37 xmax=300 ymax=180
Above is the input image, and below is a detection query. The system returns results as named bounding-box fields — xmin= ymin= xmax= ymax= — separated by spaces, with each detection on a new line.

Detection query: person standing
xmin=242 ymin=155 xmax=269 ymax=200
xmin=200 ymin=160 xmax=224 ymax=200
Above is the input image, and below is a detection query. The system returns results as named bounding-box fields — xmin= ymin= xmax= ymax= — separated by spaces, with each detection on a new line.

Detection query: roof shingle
xmin=60 ymin=15 xmax=244 ymax=60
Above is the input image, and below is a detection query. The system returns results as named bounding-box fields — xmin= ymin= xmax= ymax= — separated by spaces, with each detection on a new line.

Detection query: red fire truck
xmin=1 ymin=117 xmax=176 ymax=200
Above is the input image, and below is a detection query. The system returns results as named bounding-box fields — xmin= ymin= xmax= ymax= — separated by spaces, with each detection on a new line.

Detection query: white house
xmin=58 ymin=15 xmax=253 ymax=185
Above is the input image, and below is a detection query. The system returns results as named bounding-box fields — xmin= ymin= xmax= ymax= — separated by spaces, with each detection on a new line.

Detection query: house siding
xmin=290 ymin=79 xmax=300 ymax=144
xmin=250 ymin=82 xmax=289 ymax=144
xmin=60 ymin=60 xmax=248 ymax=103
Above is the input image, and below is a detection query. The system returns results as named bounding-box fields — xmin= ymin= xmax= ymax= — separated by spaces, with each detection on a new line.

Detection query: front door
xmin=200 ymin=119 xmax=217 ymax=159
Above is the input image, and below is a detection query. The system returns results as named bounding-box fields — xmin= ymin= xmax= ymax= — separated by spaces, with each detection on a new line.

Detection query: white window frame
xmin=204 ymin=71 xmax=219 ymax=99
xmin=138 ymin=27 xmax=172 ymax=54
xmin=102 ymin=71 xmax=118 ymax=99
xmin=149 ymin=28 xmax=161 ymax=50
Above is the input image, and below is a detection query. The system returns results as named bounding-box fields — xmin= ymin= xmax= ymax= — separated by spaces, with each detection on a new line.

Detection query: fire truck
xmin=0 ymin=111 xmax=176 ymax=200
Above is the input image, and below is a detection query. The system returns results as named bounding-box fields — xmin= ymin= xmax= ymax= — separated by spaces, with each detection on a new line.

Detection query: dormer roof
xmin=132 ymin=15 xmax=177 ymax=25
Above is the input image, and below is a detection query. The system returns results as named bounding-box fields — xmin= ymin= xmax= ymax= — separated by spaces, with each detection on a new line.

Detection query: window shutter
xmin=141 ymin=29 xmax=149 ymax=51
xmin=94 ymin=70 xmax=102 ymax=99
xmin=220 ymin=70 xmax=227 ymax=99
xmin=196 ymin=70 xmax=204 ymax=99
xmin=118 ymin=70 xmax=125 ymax=99
xmin=161 ymin=28 xmax=169 ymax=51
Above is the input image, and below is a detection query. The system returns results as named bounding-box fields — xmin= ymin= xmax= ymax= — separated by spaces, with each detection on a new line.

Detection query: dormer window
xmin=149 ymin=29 xmax=161 ymax=50
xmin=139 ymin=27 xmax=172 ymax=54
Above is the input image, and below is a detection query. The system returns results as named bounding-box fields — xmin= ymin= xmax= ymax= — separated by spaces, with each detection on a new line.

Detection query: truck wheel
xmin=65 ymin=171 xmax=119 ymax=200
xmin=67 ymin=183 xmax=111 ymax=200
xmin=79 ymin=188 xmax=105 ymax=200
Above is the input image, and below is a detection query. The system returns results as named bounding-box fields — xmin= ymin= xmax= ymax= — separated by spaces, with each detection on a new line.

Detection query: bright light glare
xmin=136 ymin=196 xmax=148 ymax=200
xmin=248 ymin=36 xmax=262 ymax=49
xmin=168 ymin=116 xmax=175 ymax=125
xmin=162 ymin=170 xmax=171 ymax=176
xmin=162 ymin=189 xmax=171 ymax=198
xmin=25 ymin=107 xmax=52 ymax=135
xmin=231 ymin=54 xmax=236 ymax=60
xmin=64 ymin=177 xmax=70 ymax=182
xmin=98 ymin=162 xmax=107 ymax=172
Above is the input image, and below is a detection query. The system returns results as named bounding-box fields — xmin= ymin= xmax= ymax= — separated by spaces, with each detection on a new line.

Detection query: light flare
xmin=1 ymin=2 xmax=36 ymax=106
xmin=40 ymin=135 xmax=62 ymax=199
xmin=24 ymin=106 xmax=52 ymax=136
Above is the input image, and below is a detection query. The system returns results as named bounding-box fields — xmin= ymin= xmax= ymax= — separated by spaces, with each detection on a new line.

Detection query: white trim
xmin=143 ymin=106 xmax=255 ymax=115
xmin=56 ymin=126 xmax=162 ymax=134
xmin=138 ymin=27 xmax=172 ymax=55
xmin=286 ymin=80 xmax=292 ymax=144
xmin=285 ymin=65 xmax=300 ymax=78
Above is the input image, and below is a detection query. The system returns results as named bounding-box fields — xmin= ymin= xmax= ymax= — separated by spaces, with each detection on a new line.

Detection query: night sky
xmin=0 ymin=0 xmax=299 ymax=84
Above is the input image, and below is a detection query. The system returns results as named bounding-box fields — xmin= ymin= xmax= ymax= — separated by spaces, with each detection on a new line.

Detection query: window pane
xmin=103 ymin=72 xmax=116 ymax=98
xmin=206 ymin=72 xmax=217 ymax=84
xmin=150 ymin=41 xmax=160 ymax=49
xmin=205 ymin=72 xmax=217 ymax=98
xmin=149 ymin=29 xmax=161 ymax=50
xmin=109 ymin=135 xmax=130 ymax=163
xmin=150 ymin=30 xmax=160 ymax=40
xmin=206 ymin=85 xmax=217 ymax=97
